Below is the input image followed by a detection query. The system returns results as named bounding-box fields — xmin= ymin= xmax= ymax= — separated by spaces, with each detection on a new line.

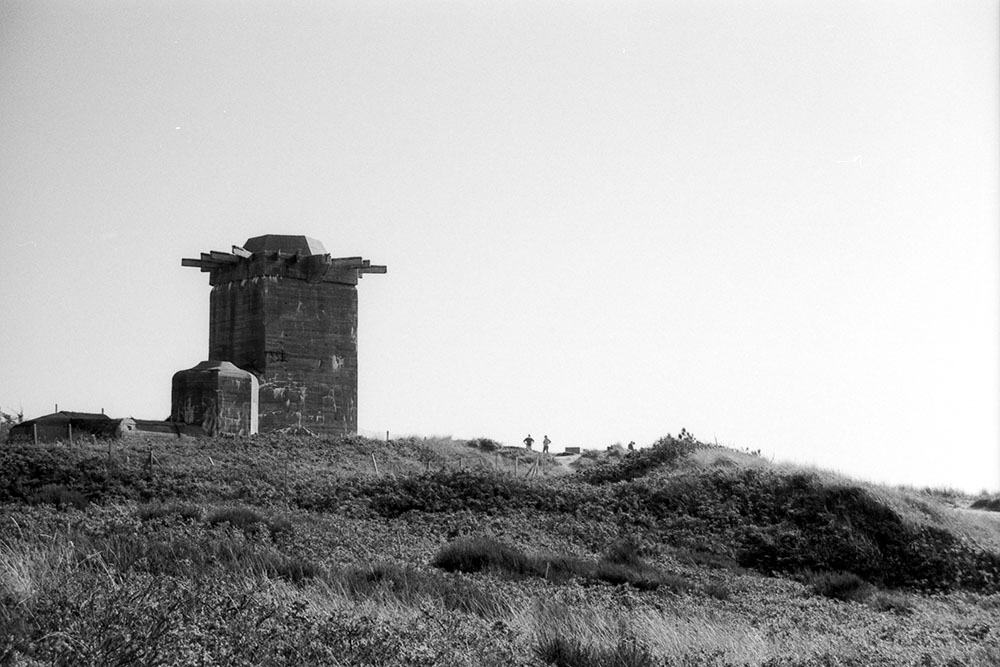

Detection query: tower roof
xmin=182 ymin=234 xmax=385 ymax=285
xmin=243 ymin=235 xmax=326 ymax=256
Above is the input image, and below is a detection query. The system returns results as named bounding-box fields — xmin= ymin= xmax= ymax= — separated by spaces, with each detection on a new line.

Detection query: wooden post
xmin=32 ymin=424 xmax=37 ymax=445
xmin=68 ymin=422 xmax=73 ymax=445
xmin=386 ymin=430 xmax=389 ymax=442
xmin=371 ymin=453 xmax=380 ymax=476
xmin=514 ymin=457 xmax=518 ymax=476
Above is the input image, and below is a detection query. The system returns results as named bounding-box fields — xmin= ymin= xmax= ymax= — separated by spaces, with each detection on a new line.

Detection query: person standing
xmin=523 ymin=434 xmax=534 ymax=450
xmin=542 ymin=435 xmax=551 ymax=453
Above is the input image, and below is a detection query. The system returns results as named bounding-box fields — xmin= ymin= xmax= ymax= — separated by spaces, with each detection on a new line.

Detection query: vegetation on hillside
xmin=2 ymin=433 xmax=999 ymax=665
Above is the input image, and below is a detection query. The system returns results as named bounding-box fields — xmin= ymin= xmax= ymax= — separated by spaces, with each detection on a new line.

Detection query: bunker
xmin=176 ymin=234 xmax=386 ymax=436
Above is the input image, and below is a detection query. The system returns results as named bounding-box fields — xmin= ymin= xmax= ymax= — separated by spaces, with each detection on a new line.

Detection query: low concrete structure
xmin=171 ymin=360 xmax=259 ymax=436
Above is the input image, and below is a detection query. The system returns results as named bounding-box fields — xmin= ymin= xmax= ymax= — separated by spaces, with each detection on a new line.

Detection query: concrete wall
xmin=208 ymin=275 xmax=358 ymax=435
xmin=171 ymin=361 xmax=259 ymax=436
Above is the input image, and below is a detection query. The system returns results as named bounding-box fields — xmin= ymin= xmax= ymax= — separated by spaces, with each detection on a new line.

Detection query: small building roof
xmin=21 ymin=411 xmax=111 ymax=424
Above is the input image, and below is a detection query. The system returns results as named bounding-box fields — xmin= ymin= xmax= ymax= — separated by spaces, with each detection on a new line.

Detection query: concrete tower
xmin=179 ymin=235 xmax=386 ymax=435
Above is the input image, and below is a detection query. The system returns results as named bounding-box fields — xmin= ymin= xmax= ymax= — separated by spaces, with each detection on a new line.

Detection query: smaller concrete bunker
xmin=171 ymin=361 xmax=259 ymax=436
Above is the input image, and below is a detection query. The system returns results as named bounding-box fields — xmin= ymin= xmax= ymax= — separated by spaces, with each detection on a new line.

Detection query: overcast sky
xmin=1 ymin=0 xmax=997 ymax=491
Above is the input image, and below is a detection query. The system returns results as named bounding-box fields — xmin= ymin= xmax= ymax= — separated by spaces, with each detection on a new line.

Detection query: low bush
xmin=534 ymin=635 xmax=655 ymax=667
xmin=335 ymin=562 xmax=509 ymax=618
xmin=670 ymin=547 xmax=743 ymax=572
xmin=432 ymin=536 xmax=533 ymax=575
xmin=702 ymin=581 xmax=731 ymax=600
xmin=137 ymin=502 xmax=202 ymax=522
xmin=466 ymin=438 xmax=502 ymax=452
xmin=206 ymin=506 xmax=265 ymax=531
xmin=432 ymin=536 xmax=686 ymax=592
xmin=805 ymin=571 xmax=872 ymax=602
xmin=581 ymin=436 xmax=696 ymax=484
xmin=28 ymin=484 xmax=87 ymax=510
xmin=205 ymin=506 xmax=293 ymax=537
xmin=970 ymin=496 xmax=1000 ymax=512
xmin=868 ymin=590 xmax=914 ymax=615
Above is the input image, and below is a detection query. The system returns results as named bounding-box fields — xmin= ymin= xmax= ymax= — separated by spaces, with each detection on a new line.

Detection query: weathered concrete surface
xmin=171 ymin=360 xmax=259 ymax=436
xmin=184 ymin=235 xmax=384 ymax=436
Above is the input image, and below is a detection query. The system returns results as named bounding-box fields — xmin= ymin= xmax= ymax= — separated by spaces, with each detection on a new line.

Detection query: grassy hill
xmin=1 ymin=433 xmax=999 ymax=666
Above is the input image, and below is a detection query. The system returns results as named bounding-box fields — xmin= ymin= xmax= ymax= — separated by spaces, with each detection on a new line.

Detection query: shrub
xmin=28 ymin=484 xmax=87 ymax=510
xmin=206 ymin=506 xmax=265 ymax=532
xmin=261 ymin=554 xmax=323 ymax=583
xmin=431 ymin=536 xmax=683 ymax=592
xmin=868 ymin=590 xmax=914 ymax=615
xmin=702 ymin=582 xmax=731 ymax=600
xmin=431 ymin=536 xmax=533 ymax=575
xmin=264 ymin=515 xmax=294 ymax=538
xmin=581 ymin=436 xmax=696 ymax=484
xmin=970 ymin=496 xmax=1000 ymax=512
xmin=137 ymin=502 xmax=202 ymax=522
xmin=335 ymin=562 xmax=510 ymax=618
xmin=534 ymin=635 xmax=655 ymax=667
xmin=670 ymin=547 xmax=743 ymax=572
xmin=593 ymin=561 xmax=662 ymax=591
xmin=466 ymin=438 xmax=502 ymax=452
xmin=805 ymin=571 xmax=872 ymax=602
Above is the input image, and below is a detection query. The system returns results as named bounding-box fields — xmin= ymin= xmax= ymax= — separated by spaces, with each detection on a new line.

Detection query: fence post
xmin=371 ymin=453 xmax=380 ymax=476
xmin=68 ymin=422 xmax=73 ymax=445
xmin=32 ymin=424 xmax=37 ymax=445
xmin=514 ymin=457 xmax=518 ymax=476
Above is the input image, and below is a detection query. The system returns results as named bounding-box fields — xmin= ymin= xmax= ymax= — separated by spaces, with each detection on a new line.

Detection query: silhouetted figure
xmin=524 ymin=434 xmax=534 ymax=450
xmin=627 ymin=441 xmax=635 ymax=451
xmin=542 ymin=435 xmax=551 ymax=453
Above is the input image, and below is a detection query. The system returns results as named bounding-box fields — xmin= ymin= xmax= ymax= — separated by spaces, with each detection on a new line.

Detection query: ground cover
xmin=1 ymin=434 xmax=999 ymax=665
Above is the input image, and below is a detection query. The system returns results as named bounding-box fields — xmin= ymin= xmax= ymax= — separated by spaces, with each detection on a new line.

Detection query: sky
xmin=1 ymin=0 xmax=997 ymax=492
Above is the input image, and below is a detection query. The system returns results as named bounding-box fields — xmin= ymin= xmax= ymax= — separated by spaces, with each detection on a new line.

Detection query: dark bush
xmin=602 ymin=537 xmax=645 ymax=566
xmin=337 ymin=563 xmax=509 ymax=618
xmin=29 ymin=484 xmax=87 ymax=510
xmin=206 ymin=506 xmax=265 ymax=531
xmin=581 ymin=436 xmax=696 ymax=484
xmin=534 ymin=636 xmax=655 ymax=667
xmin=670 ymin=547 xmax=743 ymax=572
xmin=359 ymin=470 xmax=598 ymax=518
xmin=970 ymin=496 xmax=1000 ymax=512
xmin=805 ymin=571 xmax=872 ymax=602
xmin=466 ymin=438 xmax=502 ymax=452
xmin=432 ymin=536 xmax=682 ymax=591
xmin=702 ymin=582 xmax=731 ymax=600
xmin=262 ymin=554 xmax=323 ymax=583
xmin=432 ymin=536 xmax=533 ymax=575
xmin=868 ymin=590 xmax=914 ymax=615
xmin=137 ymin=502 xmax=202 ymax=522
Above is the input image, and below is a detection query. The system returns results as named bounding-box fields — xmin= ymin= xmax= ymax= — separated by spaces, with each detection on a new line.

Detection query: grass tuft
xmin=432 ymin=536 xmax=533 ymax=575
xmin=534 ymin=635 xmax=655 ymax=667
